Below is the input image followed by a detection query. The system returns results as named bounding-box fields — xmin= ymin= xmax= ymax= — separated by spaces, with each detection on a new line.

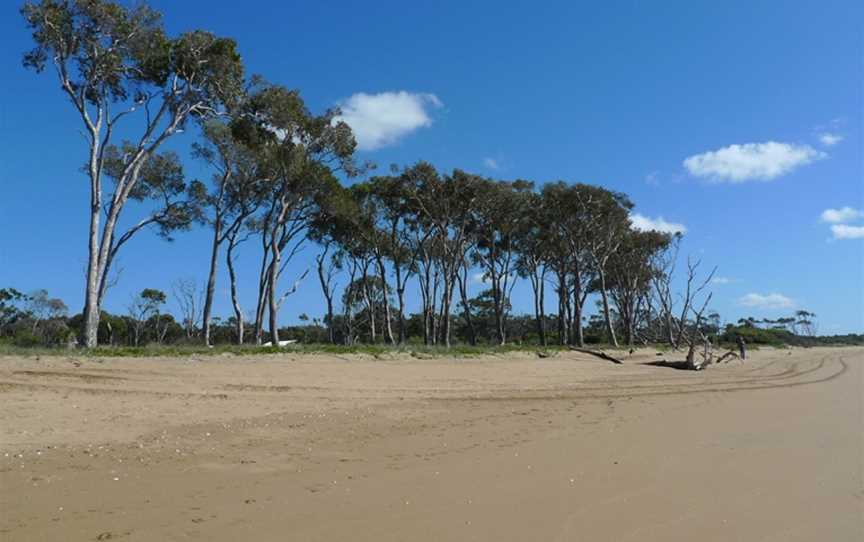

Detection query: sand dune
xmin=1 ymin=347 xmax=861 ymax=541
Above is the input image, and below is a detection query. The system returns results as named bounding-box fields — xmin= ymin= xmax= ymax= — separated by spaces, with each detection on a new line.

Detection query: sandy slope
xmin=0 ymin=347 xmax=861 ymax=541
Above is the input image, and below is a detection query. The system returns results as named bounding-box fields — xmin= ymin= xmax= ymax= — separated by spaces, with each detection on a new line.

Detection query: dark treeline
xmin=5 ymin=286 xmax=855 ymax=350
xmin=14 ymin=1 xmax=854 ymax=352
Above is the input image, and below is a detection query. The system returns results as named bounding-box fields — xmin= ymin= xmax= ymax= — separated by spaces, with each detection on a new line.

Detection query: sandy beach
xmin=1 ymin=346 xmax=861 ymax=541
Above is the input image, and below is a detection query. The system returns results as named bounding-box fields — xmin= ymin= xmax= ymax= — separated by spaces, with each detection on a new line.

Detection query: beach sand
xmin=1 ymin=346 xmax=861 ymax=541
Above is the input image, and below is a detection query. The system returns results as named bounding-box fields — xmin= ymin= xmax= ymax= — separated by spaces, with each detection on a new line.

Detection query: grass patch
xmin=2 ymin=340 xmax=788 ymax=360
xmin=0 ymin=341 xmax=576 ymax=359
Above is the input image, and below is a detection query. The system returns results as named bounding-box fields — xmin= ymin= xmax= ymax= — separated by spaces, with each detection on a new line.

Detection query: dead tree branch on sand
xmin=683 ymin=292 xmax=713 ymax=370
xmin=715 ymin=350 xmax=740 ymax=364
xmin=569 ymin=346 xmax=623 ymax=364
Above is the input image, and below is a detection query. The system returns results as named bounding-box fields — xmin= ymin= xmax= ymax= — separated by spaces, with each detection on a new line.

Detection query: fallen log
xmin=569 ymin=347 xmax=623 ymax=364
xmin=715 ymin=350 xmax=740 ymax=364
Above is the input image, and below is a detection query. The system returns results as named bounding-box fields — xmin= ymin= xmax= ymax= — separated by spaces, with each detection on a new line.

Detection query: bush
xmin=12 ymin=330 xmax=41 ymax=347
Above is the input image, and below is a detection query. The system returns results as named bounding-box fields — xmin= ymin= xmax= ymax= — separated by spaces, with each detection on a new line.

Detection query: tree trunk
xmin=375 ymin=253 xmax=395 ymax=344
xmin=439 ymin=266 xmax=453 ymax=348
xmin=490 ymin=268 xmax=506 ymax=346
xmin=419 ymin=265 xmax=431 ymax=346
xmin=395 ymin=266 xmax=407 ymax=345
xmin=81 ymin=201 xmax=102 ymax=347
xmin=572 ymin=270 xmax=584 ymax=347
xmin=538 ymin=267 xmax=547 ymax=347
xmin=226 ymin=236 xmax=244 ymax=345
xmin=457 ymin=265 xmax=476 ymax=345
xmin=268 ymin=235 xmax=281 ymax=345
xmin=254 ymin=255 xmax=271 ymax=345
xmin=360 ymin=261 xmax=376 ymax=343
xmin=430 ymin=266 xmax=441 ymax=346
xmin=530 ymin=270 xmax=542 ymax=345
xmin=597 ymin=268 xmax=618 ymax=347
xmin=556 ymin=269 xmax=567 ymax=345
xmin=202 ymin=215 xmax=222 ymax=346
xmin=315 ymin=249 xmax=336 ymax=344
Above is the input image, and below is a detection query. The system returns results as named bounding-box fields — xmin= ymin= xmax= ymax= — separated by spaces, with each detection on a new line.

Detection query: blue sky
xmin=1 ymin=0 xmax=862 ymax=334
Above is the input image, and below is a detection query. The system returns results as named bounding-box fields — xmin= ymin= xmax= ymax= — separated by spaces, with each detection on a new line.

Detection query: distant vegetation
xmin=2 ymin=287 xmax=860 ymax=356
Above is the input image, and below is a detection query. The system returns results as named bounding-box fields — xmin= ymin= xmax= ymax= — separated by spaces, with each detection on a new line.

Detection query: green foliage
xmin=0 ymin=288 xmax=28 ymax=331
xmin=721 ymin=324 xmax=863 ymax=348
xmin=12 ymin=330 xmax=41 ymax=348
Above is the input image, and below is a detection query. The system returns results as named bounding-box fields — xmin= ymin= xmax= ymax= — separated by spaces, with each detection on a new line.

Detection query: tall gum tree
xmin=604 ymin=229 xmax=671 ymax=345
xmin=470 ymin=179 xmax=533 ymax=345
xmin=581 ymin=186 xmax=633 ymax=347
xmin=541 ymin=182 xmax=596 ymax=347
xmin=348 ymin=175 xmax=418 ymax=345
xmin=236 ymin=83 xmax=359 ymax=345
xmin=514 ymin=191 xmax=552 ymax=347
xmin=22 ymin=0 xmax=244 ymax=346
xmin=191 ymin=117 xmax=270 ymax=345
xmin=308 ymin=183 xmax=356 ymax=344
xmin=408 ymin=167 xmax=482 ymax=348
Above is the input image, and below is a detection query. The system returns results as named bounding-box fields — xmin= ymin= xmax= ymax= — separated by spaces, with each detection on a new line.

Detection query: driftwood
xmin=715 ymin=350 xmax=740 ymax=364
xmin=569 ymin=346 xmax=623 ymax=364
xmin=685 ymin=342 xmax=707 ymax=370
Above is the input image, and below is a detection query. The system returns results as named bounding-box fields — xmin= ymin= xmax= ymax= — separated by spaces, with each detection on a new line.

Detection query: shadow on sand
xmin=642 ymin=360 xmax=698 ymax=371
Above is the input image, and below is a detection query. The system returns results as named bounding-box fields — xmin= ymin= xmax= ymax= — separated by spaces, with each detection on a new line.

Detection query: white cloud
xmin=711 ymin=277 xmax=735 ymax=285
xmin=335 ymin=91 xmax=442 ymax=151
xmin=830 ymin=224 xmax=864 ymax=240
xmin=683 ymin=141 xmax=825 ymax=182
xmin=818 ymin=133 xmax=843 ymax=147
xmin=483 ymin=157 xmax=500 ymax=170
xmin=630 ymin=213 xmax=687 ymax=234
xmin=820 ymin=207 xmax=862 ymax=224
xmin=472 ymin=272 xmax=489 ymax=285
xmin=738 ymin=293 xmax=795 ymax=309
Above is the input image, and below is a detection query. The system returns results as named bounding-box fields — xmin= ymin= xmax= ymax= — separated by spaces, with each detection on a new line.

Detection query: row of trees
xmin=303 ymin=167 xmax=683 ymax=349
xmin=4 ymin=283 xmax=841 ymax=350
xmin=21 ymin=0 xmax=719 ymax=350
xmin=0 ymin=288 xmax=70 ymax=346
xmin=736 ymin=311 xmax=817 ymax=337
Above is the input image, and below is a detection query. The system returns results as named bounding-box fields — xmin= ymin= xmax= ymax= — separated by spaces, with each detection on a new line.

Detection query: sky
xmin=1 ymin=0 xmax=862 ymax=334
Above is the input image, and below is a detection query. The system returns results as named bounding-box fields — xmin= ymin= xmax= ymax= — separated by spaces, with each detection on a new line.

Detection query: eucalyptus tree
xmin=308 ymin=184 xmax=356 ymax=344
xmin=348 ymin=173 xmax=425 ymax=345
xmin=399 ymin=163 xmax=441 ymax=345
xmin=237 ymin=83 xmax=359 ymax=345
xmin=127 ymin=288 xmax=167 ymax=345
xmin=604 ymin=230 xmax=671 ymax=345
xmin=191 ymin=117 xmax=271 ymax=345
xmin=22 ymin=0 xmax=244 ymax=346
xmin=333 ymin=233 xmax=378 ymax=345
xmin=514 ymin=191 xmax=552 ymax=346
xmin=793 ymin=310 xmax=817 ymax=337
xmin=581 ymin=187 xmax=634 ymax=347
xmin=470 ymin=179 xmax=533 ymax=345
xmin=379 ymin=182 xmax=419 ymax=345
xmin=221 ymin=145 xmax=274 ymax=345
xmin=99 ymin=146 xmax=197 ymax=298
xmin=540 ymin=182 xmax=597 ymax=347
xmin=455 ymin=257 xmax=478 ymax=345
xmin=0 ymin=289 xmax=28 ymax=337
xmin=341 ymin=273 xmax=390 ymax=344
xmin=349 ymin=183 xmax=396 ymax=344
xmin=26 ymin=290 xmax=68 ymax=335
xmin=314 ymin=246 xmax=344 ymax=344
xmin=171 ymin=278 xmax=202 ymax=339
xmin=407 ymin=166 xmax=483 ymax=348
